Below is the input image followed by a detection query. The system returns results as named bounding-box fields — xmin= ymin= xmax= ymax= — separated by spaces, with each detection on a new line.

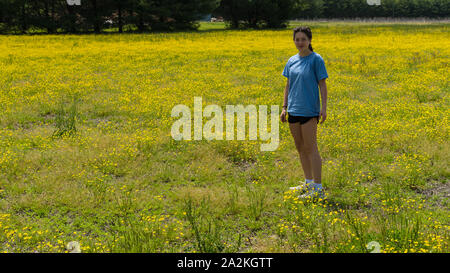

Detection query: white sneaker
xmin=289 ymin=181 xmax=312 ymax=192
xmin=289 ymin=184 xmax=305 ymax=191
xmin=298 ymin=188 xmax=325 ymax=200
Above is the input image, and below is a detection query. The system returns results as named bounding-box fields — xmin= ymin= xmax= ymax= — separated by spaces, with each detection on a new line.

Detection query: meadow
xmin=0 ymin=21 xmax=448 ymax=253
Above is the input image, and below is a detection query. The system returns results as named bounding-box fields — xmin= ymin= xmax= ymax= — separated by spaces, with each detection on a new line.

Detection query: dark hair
xmin=293 ymin=26 xmax=313 ymax=52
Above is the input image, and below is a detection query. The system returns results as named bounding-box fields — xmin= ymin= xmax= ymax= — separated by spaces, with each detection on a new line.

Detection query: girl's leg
xmin=300 ymin=117 xmax=322 ymax=183
xmin=289 ymin=122 xmax=313 ymax=180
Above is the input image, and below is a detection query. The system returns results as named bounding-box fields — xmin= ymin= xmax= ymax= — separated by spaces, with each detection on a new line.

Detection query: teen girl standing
xmin=280 ymin=26 xmax=329 ymax=199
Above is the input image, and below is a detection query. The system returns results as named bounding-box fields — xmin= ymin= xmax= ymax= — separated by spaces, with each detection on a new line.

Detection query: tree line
xmin=0 ymin=0 xmax=448 ymax=34
xmin=0 ymin=0 xmax=221 ymax=33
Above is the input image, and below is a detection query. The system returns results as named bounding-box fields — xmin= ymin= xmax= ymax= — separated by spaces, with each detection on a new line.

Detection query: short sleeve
xmin=282 ymin=60 xmax=290 ymax=78
xmin=315 ymin=55 xmax=328 ymax=81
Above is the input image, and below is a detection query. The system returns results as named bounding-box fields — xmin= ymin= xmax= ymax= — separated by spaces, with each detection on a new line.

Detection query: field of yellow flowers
xmin=0 ymin=22 xmax=448 ymax=253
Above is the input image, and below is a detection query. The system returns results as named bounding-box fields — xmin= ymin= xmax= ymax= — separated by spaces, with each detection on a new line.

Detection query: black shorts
xmin=288 ymin=114 xmax=319 ymax=125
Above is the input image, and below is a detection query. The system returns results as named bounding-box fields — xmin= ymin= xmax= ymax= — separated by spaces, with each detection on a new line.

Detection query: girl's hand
xmin=280 ymin=109 xmax=287 ymax=123
xmin=319 ymin=109 xmax=327 ymax=124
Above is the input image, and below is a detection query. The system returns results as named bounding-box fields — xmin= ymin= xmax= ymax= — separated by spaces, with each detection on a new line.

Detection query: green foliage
xmin=0 ymin=0 xmax=220 ymax=33
xmin=184 ymin=196 xmax=242 ymax=252
xmin=51 ymin=94 xmax=80 ymax=139
xmin=217 ymin=0 xmax=293 ymax=29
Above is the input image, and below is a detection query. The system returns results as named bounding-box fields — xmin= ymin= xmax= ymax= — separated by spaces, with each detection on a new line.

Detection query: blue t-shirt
xmin=282 ymin=52 xmax=328 ymax=116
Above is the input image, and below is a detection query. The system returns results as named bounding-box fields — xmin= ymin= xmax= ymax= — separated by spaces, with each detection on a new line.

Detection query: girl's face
xmin=294 ymin=31 xmax=310 ymax=51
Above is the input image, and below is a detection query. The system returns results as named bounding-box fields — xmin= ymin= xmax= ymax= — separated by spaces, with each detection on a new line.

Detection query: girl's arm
xmin=318 ymin=79 xmax=327 ymax=111
xmin=283 ymin=79 xmax=289 ymax=109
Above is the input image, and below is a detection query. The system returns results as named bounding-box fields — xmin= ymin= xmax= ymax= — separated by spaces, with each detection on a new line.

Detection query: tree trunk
xmin=51 ymin=0 xmax=55 ymax=33
xmin=92 ymin=0 xmax=100 ymax=33
xmin=67 ymin=4 xmax=76 ymax=33
xmin=118 ymin=3 xmax=123 ymax=33
xmin=21 ymin=1 xmax=26 ymax=34
xmin=45 ymin=0 xmax=55 ymax=34
xmin=138 ymin=13 xmax=144 ymax=32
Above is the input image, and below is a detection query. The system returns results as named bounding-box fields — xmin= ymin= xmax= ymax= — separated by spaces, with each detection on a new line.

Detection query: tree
xmin=217 ymin=0 xmax=295 ymax=29
xmin=109 ymin=0 xmax=133 ymax=33
xmin=292 ymin=0 xmax=324 ymax=19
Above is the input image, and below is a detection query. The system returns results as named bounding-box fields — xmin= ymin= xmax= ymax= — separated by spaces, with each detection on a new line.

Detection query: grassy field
xmin=0 ymin=22 xmax=449 ymax=253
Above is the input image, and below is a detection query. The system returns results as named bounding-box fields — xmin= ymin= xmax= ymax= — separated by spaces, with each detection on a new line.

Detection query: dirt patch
xmin=233 ymin=159 xmax=256 ymax=172
xmin=419 ymin=181 xmax=450 ymax=208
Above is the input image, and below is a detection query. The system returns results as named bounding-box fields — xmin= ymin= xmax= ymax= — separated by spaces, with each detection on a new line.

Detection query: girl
xmin=280 ymin=26 xmax=328 ymax=199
